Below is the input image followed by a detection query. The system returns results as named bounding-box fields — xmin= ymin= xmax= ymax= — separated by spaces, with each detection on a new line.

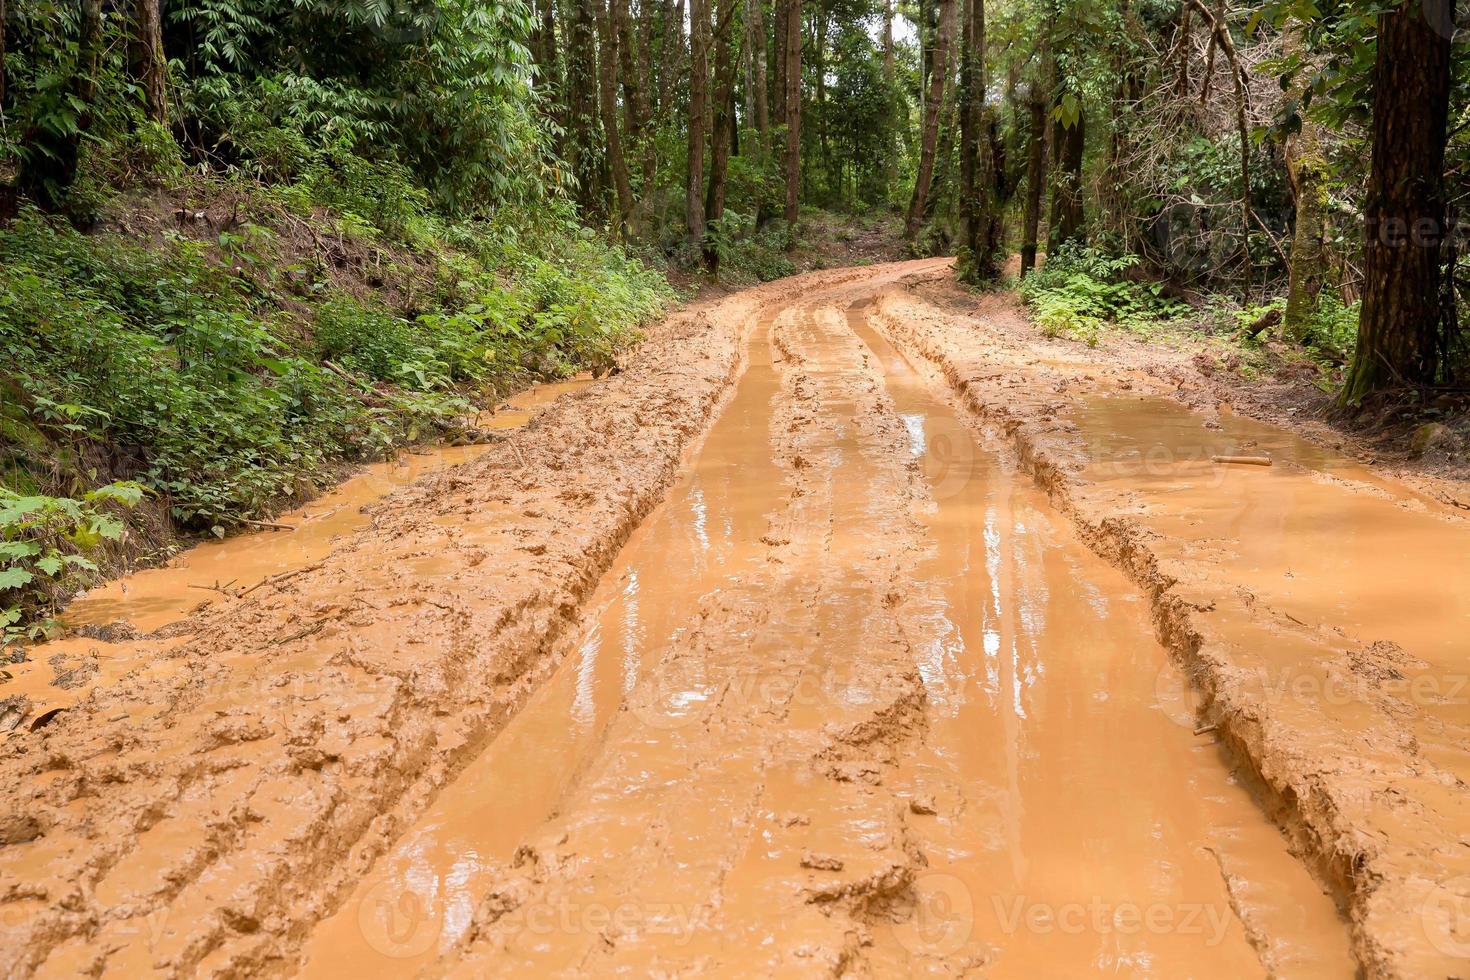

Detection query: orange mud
xmin=0 ymin=376 xmax=592 ymax=724
xmin=871 ymin=270 xmax=1470 ymax=977
xmin=1 ymin=261 xmax=1453 ymax=978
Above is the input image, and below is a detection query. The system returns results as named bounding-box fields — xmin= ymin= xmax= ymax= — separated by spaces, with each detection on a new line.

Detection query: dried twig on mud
xmin=240 ymin=562 xmax=324 ymax=597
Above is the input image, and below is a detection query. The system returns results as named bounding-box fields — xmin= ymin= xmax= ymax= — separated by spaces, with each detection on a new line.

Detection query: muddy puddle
xmin=0 ymin=375 xmax=593 ymax=725
xmin=294 ymin=286 xmax=1353 ymax=975
xmin=1067 ymin=394 xmax=1470 ymax=783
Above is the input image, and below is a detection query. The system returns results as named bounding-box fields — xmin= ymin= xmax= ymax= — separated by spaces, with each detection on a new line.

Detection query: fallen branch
xmin=240 ymin=518 xmax=296 ymax=532
xmin=240 ymin=562 xmax=324 ymax=597
xmin=1212 ymin=454 xmax=1273 ymax=466
xmin=273 ymin=621 xmax=323 ymax=646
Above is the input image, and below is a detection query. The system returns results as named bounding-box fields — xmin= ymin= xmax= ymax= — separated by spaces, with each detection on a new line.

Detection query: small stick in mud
xmin=240 ymin=562 xmax=324 ymax=597
xmin=240 ymin=519 xmax=297 ymax=532
xmin=1211 ymin=455 xmax=1272 ymax=466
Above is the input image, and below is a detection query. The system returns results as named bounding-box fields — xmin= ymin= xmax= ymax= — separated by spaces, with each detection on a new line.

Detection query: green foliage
xmin=1020 ymin=245 xmax=1190 ymax=344
xmin=0 ymin=204 xmax=667 ymax=536
xmin=0 ymin=482 xmax=145 ymax=640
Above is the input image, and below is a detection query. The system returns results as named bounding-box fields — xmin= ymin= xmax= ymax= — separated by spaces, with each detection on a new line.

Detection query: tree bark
xmin=1020 ymin=40 xmax=1051 ymax=277
xmin=773 ymin=0 xmax=788 ymax=127
xmin=705 ymin=0 xmax=741 ymax=271
xmin=597 ymin=0 xmax=635 ymax=234
xmin=957 ymin=0 xmax=998 ymax=282
xmin=1282 ymin=26 xmax=1328 ymax=341
xmin=1 ymin=0 xmax=8 ymax=109
xmin=748 ymin=0 xmax=769 ymax=139
xmin=687 ymin=0 xmax=711 ymax=246
xmin=883 ymin=0 xmax=895 ymax=80
xmin=658 ymin=0 xmax=685 ymax=127
xmin=566 ymin=0 xmax=606 ymax=214
xmin=782 ymin=0 xmax=802 ymax=236
xmin=612 ymin=0 xmax=650 ymax=183
xmin=905 ymin=0 xmax=957 ymax=242
xmin=128 ymin=0 xmax=169 ymax=126
xmin=531 ymin=0 xmax=560 ymax=93
xmin=1048 ymin=95 xmax=1084 ymax=250
xmin=1340 ymin=0 xmax=1453 ymax=406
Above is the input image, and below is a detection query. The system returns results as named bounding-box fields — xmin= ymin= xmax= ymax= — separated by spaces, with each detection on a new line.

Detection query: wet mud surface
xmin=0 ymin=261 xmax=1455 ymax=977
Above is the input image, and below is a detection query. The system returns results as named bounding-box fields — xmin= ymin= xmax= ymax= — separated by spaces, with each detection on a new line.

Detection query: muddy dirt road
xmin=1 ymin=260 xmax=1465 ymax=976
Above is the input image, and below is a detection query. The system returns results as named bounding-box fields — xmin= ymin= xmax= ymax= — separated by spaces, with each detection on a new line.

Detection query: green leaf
xmin=0 ymin=568 xmax=35 ymax=590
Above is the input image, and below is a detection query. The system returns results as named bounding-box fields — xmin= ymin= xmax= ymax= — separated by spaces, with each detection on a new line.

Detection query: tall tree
xmin=1281 ymin=26 xmax=1329 ymax=342
xmin=658 ymin=0 xmax=685 ymax=123
xmin=0 ymin=0 xmax=7 ymax=109
xmin=1019 ymin=37 xmax=1051 ymax=277
xmin=129 ymin=0 xmax=169 ymax=125
xmin=705 ymin=0 xmax=741 ymax=270
xmin=747 ymin=0 xmax=769 ymax=140
xmin=905 ymin=0 xmax=957 ymax=242
xmin=957 ymin=0 xmax=998 ymax=281
xmin=1048 ymin=95 xmax=1084 ymax=250
xmin=596 ymin=0 xmax=635 ymax=233
xmin=612 ymin=0 xmax=650 ymax=183
xmin=782 ymin=0 xmax=802 ymax=234
xmin=530 ymin=0 xmax=561 ymax=92
xmin=1340 ymin=0 xmax=1454 ymax=406
xmin=687 ymin=0 xmax=712 ymax=245
xmin=566 ymin=0 xmax=606 ymax=213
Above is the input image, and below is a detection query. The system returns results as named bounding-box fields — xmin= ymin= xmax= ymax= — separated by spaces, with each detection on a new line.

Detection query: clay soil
xmin=1 ymin=261 xmax=1466 ymax=978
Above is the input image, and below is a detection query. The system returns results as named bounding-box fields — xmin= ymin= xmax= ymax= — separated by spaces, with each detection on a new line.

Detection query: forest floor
xmin=2 ymin=260 xmax=1467 ymax=977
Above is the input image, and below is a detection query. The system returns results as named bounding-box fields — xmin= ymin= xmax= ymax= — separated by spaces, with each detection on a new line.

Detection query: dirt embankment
xmin=0 ymin=268 xmax=852 ymax=976
xmin=872 ymin=270 xmax=1470 ymax=978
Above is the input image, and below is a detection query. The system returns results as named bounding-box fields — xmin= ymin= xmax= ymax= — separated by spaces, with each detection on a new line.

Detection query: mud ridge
xmin=870 ymin=277 xmax=1465 ymax=978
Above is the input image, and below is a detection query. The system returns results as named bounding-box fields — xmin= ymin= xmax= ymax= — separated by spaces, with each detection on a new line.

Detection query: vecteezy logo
xmin=892 ymin=872 xmax=975 ymax=957
xmin=916 ymin=414 xmax=979 ymax=502
xmin=358 ymin=875 xmax=443 ymax=959
xmin=1420 ymin=874 xmax=1470 ymax=960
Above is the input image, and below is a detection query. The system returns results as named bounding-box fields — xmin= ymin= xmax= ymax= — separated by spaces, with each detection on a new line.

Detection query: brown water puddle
xmin=1067 ymin=395 xmax=1470 ymax=782
xmin=0 ymin=375 xmax=593 ymax=724
xmin=294 ymin=286 xmax=1353 ymax=975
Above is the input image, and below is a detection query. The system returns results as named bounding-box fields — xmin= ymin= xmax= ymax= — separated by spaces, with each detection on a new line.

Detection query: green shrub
xmin=0 ymin=482 xmax=145 ymax=641
xmin=1020 ymin=244 xmax=1190 ymax=343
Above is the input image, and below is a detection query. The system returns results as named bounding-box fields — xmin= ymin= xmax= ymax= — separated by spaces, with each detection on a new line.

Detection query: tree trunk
xmin=1282 ymin=26 xmax=1327 ymax=342
xmin=705 ymin=0 xmax=740 ymax=271
xmin=883 ymin=0 xmax=895 ymax=80
xmin=1340 ymin=0 xmax=1453 ymax=407
xmin=1019 ymin=41 xmax=1051 ymax=277
xmin=782 ymin=0 xmax=802 ymax=236
xmin=596 ymin=0 xmax=635 ymax=234
xmin=773 ymin=0 xmax=789 ymax=128
xmin=687 ymin=0 xmax=711 ymax=246
xmin=20 ymin=0 xmax=101 ymax=207
xmin=612 ymin=0 xmax=650 ymax=183
xmin=905 ymin=0 xmax=957 ymax=242
xmin=748 ymin=0 xmax=769 ymax=139
xmin=566 ymin=0 xmax=605 ymax=214
xmin=957 ymin=0 xmax=998 ymax=282
xmin=0 ymin=0 xmax=7 ymax=109
xmin=531 ymin=0 xmax=560 ymax=93
xmin=1048 ymin=95 xmax=1084 ymax=250
xmin=128 ymin=0 xmax=169 ymax=126
xmin=658 ymin=0 xmax=685 ymax=127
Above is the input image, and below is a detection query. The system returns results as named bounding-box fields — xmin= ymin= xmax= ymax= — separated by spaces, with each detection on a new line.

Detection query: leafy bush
xmin=1020 ymin=245 xmax=1190 ymax=343
xmin=0 ymin=205 xmax=667 ymax=535
xmin=0 ymin=483 xmax=145 ymax=640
